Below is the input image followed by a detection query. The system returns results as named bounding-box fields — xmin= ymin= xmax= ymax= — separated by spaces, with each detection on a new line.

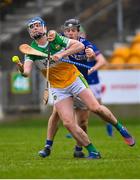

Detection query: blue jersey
xmin=87 ymin=61 xmax=100 ymax=85
xmin=68 ymin=37 xmax=100 ymax=81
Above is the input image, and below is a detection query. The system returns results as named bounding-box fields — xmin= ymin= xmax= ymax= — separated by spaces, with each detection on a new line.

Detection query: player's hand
xmin=47 ymin=30 xmax=56 ymax=42
xmin=85 ymin=48 xmax=96 ymax=58
xmin=88 ymin=67 xmax=94 ymax=75
xmin=43 ymin=88 xmax=49 ymax=105
xmin=51 ymin=53 xmax=62 ymax=61
xmin=12 ymin=56 xmax=24 ymax=73
xmin=17 ymin=63 xmax=24 ymax=73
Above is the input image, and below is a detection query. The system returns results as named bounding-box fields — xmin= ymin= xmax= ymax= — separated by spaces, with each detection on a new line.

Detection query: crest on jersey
xmin=53 ymin=95 xmax=57 ymax=100
xmin=55 ymin=44 xmax=61 ymax=50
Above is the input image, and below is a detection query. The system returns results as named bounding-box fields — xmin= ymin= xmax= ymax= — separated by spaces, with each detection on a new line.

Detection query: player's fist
xmin=47 ymin=30 xmax=56 ymax=42
xmin=85 ymin=48 xmax=96 ymax=58
xmin=12 ymin=56 xmax=24 ymax=73
xmin=51 ymin=53 xmax=62 ymax=61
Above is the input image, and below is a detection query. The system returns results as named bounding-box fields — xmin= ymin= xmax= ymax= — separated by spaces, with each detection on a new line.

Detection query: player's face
xmin=28 ymin=22 xmax=46 ymax=38
xmin=64 ymin=27 xmax=79 ymax=40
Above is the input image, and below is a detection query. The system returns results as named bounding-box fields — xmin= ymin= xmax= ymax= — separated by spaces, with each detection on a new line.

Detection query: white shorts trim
xmin=89 ymin=83 xmax=102 ymax=100
xmin=50 ymin=76 xmax=87 ymax=104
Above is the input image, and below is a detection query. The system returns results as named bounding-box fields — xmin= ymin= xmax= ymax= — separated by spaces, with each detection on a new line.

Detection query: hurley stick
xmin=43 ymin=43 xmax=51 ymax=105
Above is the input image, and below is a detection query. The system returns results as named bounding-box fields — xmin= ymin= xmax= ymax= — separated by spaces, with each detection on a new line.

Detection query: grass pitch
xmin=0 ymin=116 xmax=139 ymax=179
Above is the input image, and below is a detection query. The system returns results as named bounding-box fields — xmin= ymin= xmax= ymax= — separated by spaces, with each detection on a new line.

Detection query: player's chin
xmin=33 ymin=32 xmax=40 ymax=36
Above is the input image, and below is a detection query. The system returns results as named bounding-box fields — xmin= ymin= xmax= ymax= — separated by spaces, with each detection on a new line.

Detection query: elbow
xmin=102 ymin=59 xmax=107 ymax=66
xmin=99 ymin=55 xmax=107 ymax=66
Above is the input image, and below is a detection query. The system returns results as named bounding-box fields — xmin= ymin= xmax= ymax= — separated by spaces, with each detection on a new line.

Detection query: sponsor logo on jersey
xmin=55 ymin=44 xmax=61 ymax=50
xmin=70 ymin=54 xmax=87 ymax=61
xmin=53 ymin=95 xmax=57 ymax=100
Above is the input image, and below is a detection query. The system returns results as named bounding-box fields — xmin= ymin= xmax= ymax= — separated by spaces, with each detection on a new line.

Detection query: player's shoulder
xmin=79 ymin=36 xmax=87 ymax=43
xmin=79 ymin=36 xmax=93 ymax=46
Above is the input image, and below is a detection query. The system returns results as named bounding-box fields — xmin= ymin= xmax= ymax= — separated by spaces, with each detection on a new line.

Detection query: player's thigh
xmin=78 ymin=88 xmax=100 ymax=110
xmin=55 ymin=97 xmax=75 ymax=123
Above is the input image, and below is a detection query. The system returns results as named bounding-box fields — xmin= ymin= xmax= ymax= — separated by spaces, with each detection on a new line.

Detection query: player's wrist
xmin=21 ymin=72 xmax=28 ymax=77
xmin=17 ymin=64 xmax=24 ymax=73
xmin=90 ymin=67 xmax=95 ymax=73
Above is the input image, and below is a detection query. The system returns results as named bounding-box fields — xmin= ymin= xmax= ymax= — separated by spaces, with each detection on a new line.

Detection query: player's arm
xmin=53 ymin=39 xmax=84 ymax=61
xmin=12 ymin=56 xmax=24 ymax=73
xmin=48 ymin=31 xmax=84 ymax=61
xmin=19 ymin=55 xmax=33 ymax=77
xmin=22 ymin=60 xmax=33 ymax=77
xmin=85 ymin=47 xmax=96 ymax=59
xmin=85 ymin=42 xmax=107 ymax=74
xmin=60 ymin=39 xmax=85 ymax=57
xmin=88 ymin=53 xmax=107 ymax=75
xmin=16 ymin=60 xmax=24 ymax=74
xmin=12 ymin=55 xmax=33 ymax=77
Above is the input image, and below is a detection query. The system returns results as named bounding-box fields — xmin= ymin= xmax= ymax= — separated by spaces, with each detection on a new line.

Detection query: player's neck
xmin=36 ymin=36 xmax=48 ymax=45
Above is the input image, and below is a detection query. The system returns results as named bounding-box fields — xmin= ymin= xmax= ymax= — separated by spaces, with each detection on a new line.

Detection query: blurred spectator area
xmin=0 ymin=0 xmax=140 ymax=70
xmin=0 ymin=0 xmax=94 ymax=70
xmin=0 ymin=0 xmax=13 ymax=21
xmin=1 ymin=0 xmax=140 ymax=116
xmin=102 ymin=33 xmax=140 ymax=70
xmin=0 ymin=0 xmax=29 ymax=21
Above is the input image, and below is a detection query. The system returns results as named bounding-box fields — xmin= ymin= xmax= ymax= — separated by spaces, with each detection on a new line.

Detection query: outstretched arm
xmin=20 ymin=60 xmax=33 ymax=77
xmin=63 ymin=39 xmax=85 ymax=57
xmin=12 ymin=55 xmax=33 ymax=77
xmin=47 ymin=30 xmax=84 ymax=61
xmin=52 ymin=39 xmax=85 ymax=61
xmin=86 ymin=48 xmax=107 ymax=75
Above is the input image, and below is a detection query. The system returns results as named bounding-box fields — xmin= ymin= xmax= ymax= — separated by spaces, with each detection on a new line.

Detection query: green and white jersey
xmin=25 ymin=31 xmax=70 ymax=70
xmin=24 ymin=31 xmax=81 ymax=88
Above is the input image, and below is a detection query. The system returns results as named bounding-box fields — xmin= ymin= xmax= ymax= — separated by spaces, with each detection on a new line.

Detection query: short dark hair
xmin=63 ymin=19 xmax=80 ymax=31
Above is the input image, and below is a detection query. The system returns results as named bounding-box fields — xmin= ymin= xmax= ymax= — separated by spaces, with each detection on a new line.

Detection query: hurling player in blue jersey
xmin=39 ymin=19 xmax=135 ymax=159
xmin=64 ymin=19 xmax=113 ymax=139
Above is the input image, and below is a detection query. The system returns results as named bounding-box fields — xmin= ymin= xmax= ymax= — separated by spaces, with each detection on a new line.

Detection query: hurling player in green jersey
xmin=18 ymin=16 xmax=104 ymax=159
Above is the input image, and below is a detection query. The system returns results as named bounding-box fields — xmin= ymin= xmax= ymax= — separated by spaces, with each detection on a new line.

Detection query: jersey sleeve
xmin=92 ymin=44 xmax=101 ymax=56
xmin=24 ymin=54 xmax=34 ymax=62
xmin=55 ymin=33 xmax=70 ymax=48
